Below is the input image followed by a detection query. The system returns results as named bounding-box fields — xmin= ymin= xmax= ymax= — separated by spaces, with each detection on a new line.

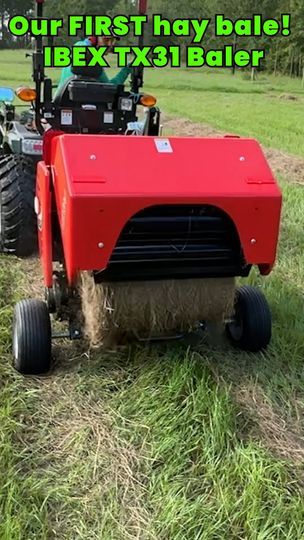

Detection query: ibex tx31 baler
xmin=12 ymin=133 xmax=282 ymax=374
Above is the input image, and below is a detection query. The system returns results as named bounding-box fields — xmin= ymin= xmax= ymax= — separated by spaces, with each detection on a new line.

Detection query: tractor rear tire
xmin=12 ymin=299 xmax=52 ymax=375
xmin=0 ymin=154 xmax=38 ymax=257
xmin=226 ymin=286 xmax=272 ymax=352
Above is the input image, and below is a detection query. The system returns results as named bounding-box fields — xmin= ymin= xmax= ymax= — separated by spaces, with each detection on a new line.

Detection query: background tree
xmin=0 ymin=0 xmax=33 ymax=48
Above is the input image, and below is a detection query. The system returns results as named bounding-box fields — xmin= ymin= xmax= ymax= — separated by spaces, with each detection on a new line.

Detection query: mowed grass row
xmin=1 ymin=50 xmax=304 ymax=539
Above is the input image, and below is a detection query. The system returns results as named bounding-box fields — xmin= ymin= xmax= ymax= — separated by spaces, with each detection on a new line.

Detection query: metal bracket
xmin=137 ymin=322 xmax=206 ymax=343
xmin=52 ymin=328 xmax=82 ymax=340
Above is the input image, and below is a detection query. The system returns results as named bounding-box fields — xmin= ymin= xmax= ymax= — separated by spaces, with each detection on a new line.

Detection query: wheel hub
xmin=227 ymin=306 xmax=243 ymax=341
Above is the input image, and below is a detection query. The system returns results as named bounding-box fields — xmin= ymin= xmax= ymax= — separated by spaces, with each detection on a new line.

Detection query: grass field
xmin=1 ymin=50 xmax=304 ymax=539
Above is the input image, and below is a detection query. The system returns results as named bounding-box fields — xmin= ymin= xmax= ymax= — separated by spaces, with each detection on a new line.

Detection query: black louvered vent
xmin=97 ymin=205 xmax=251 ymax=282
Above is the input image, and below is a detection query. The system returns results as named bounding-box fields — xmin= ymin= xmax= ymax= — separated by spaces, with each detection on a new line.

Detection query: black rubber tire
xmin=0 ymin=154 xmax=38 ymax=257
xmin=226 ymin=285 xmax=272 ymax=353
xmin=12 ymin=299 xmax=52 ymax=375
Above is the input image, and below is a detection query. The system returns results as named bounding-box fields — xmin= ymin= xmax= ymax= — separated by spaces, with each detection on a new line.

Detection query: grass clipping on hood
xmin=80 ymin=272 xmax=235 ymax=347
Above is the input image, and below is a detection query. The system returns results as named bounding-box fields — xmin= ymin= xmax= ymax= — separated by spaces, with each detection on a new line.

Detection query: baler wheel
xmin=0 ymin=155 xmax=37 ymax=257
xmin=12 ymin=299 xmax=52 ymax=375
xmin=226 ymin=286 xmax=272 ymax=352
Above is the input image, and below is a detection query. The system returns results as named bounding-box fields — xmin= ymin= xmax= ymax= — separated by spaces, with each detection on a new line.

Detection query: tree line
xmin=0 ymin=0 xmax=302 ymax=77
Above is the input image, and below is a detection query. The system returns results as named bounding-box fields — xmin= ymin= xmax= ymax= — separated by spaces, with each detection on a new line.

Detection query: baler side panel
xmin=36 ymin=162 xmax=53 ymax=287
xmin=51 ymin=137 xmax=75 ymax=284
xmin=219 ymin=196 xmax=282 ymax=270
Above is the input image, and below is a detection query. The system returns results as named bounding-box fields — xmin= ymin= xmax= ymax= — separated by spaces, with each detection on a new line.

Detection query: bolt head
xmin=34 ymin=196 xmax=40 ymax=215
xmin=98 ymin=242 xmax=104 ymax=249
xmin=90 ymin=154 xmax=97 ymax=160
xmin=251 ymin=238 xmax=257 ymax=245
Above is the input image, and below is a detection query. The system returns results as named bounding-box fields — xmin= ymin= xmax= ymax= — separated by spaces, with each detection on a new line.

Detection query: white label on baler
xmin=104 ymin=112 xmax=114 ymax=124
xmin=155 ymin=139 xmax=173 ymax=153
xmin=61 ymin=110 xmax=72 ymax=125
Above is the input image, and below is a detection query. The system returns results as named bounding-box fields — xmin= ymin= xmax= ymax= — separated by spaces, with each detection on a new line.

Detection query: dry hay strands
xmin=80 ymin=272 xmax=236 ymax=348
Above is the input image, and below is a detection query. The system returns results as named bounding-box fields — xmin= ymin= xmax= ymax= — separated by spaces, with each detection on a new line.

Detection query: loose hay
xmin=80 ymin=272 xmax=235 ymax=348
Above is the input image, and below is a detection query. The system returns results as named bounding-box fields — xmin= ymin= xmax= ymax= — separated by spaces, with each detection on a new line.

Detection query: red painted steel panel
xmin=48 ymin=134 xmax=282 ymax=285
xmin=36 ymin=161 xmax=53 ymax=287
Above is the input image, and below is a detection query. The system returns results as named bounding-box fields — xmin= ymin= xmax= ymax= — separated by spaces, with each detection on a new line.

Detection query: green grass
xmin=1 ymin=49 xmax=304 ymax=539
xmin=144 ymin=68 xmax=304 ymax=156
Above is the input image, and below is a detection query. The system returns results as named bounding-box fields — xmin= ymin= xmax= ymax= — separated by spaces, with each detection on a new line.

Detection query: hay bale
xmin=80 ymin=272 xmax=235 ymax=348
